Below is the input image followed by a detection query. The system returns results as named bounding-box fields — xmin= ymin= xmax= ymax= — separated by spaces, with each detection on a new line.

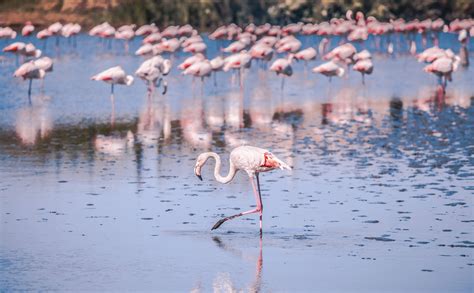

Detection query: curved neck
xmin=203 ymin=152 xmax=237 ymax=184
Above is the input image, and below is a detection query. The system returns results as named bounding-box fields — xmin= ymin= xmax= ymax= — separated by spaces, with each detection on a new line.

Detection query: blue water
xmin=0 ymin=32 xmax=473 ymax=291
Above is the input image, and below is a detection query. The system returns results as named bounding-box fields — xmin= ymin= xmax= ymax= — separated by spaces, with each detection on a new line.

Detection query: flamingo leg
xmin=211 ymin=175 xmax=263 ymax=232
xmin=28 ymin=78 xmax=33 ymax=98
xmin=162 ymin=80 xmax=168 ymax=95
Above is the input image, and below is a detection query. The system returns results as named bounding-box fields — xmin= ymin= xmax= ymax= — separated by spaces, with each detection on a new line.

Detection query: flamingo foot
xmin=211 ymin=218 xmax=229 ymax=230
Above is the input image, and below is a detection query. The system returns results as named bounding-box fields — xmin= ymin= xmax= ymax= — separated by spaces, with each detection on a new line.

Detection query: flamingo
xmin=294 ymin=47 xmax=317 ymax=72
xmin=424 ymin=55 xmax=460 ymax=91
xmin=270 ymin=54 xmax=294 ymax=91
xmin=135 ymin=24 xmax=158 ymax=36
xmin=312 ymin=60 xmax=345 ymax=82
xmin=181 ymin=34 xmax=203 ymax=48
xmin=194 ymin=145 xmax=291 ymax=234
xmin=91 ymin=66 xmax=134 ymax=94
xmin=183 ymin=60 xmax=212 ymax=79
xmin=22 ymin=22 xmax=35 ymax=36
xmin=178 ymin=53 xmax=205 ymax=70
xmin=37 ymin=29 xmax=53 ymax=40
xmin=115 ymin=26 xmax=135 ymax=51
xmin=324 ymin=43 xmax=356 ymax=62
xmin=183 ymin=41 xmax=207 ymax=54
xmin=135 ymin=56 xmax=172 ymax=94
xmin=0 ymin=27 xmax=17 ymax=39
xmin=143 ymin=32 xmax=162 ymax=44
xmin=210 ymin=56 xmax=225 ymax=85
xmin=3 ymin=42 xmax=41 ymax=64
xmin=223 ymin=41 xmax=247 ymax=53
xmin=223 ymin=51 xmax=252 ymax=88
xmin=249 ymin=43 xmax=274 ymax=63
xmin=13 ymin=61 xmax=47 ymax=98
xmin=353 ymin=59 xmax=373 ymax=84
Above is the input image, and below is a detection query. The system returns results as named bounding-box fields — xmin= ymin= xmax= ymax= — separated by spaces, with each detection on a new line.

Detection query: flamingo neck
xmin=203 ymin=152 xmax=237 ymax=184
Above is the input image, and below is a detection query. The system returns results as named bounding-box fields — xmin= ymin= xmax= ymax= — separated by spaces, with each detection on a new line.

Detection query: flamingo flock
xmin=1 ymin=14 xmax=471 ymax=98
xmin=1 ymin=13 xmax=473 ymax=234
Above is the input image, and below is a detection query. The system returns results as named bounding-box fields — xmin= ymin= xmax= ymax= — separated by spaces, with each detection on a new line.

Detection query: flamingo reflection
xmin=206 ymin=236 xmax=263 ymax=293
xmin=15 ymin=96 xmax=53 ymax=145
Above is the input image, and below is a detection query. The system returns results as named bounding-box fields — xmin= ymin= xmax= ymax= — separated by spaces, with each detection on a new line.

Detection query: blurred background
xmin=1 ymin=0 xmax=474 ymax=29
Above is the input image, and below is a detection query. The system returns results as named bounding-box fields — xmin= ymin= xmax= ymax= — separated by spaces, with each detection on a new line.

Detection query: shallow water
xmin=0 ymin=33 xmax=473 ymax=291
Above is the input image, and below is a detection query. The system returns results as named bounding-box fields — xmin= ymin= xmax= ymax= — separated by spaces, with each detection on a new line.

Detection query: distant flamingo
xmin=270 ymin=54 xmax=294 ymax=91
xmin=178 ymin=53 xmax=205 ymax=70
xmin=424 ymin=56 xmax=460 ymax=91
xmin=14 ymin=61 xmax=47 ymax=98
xmin=194 ymin=145 xmax=291 ymax=234
xmin=22 ymin=22 xmax=35 ymax=36
xmin=353 ymin=59 xmax=373 ymax=84
xmin=183 ymin=60 xmax=212 ymax=79
xmin=91 ymin=66 xmax=134 ymax=94
xmin=312 ymin=60 xmax=345 ymax=82
xmin=294 ymin=47 xmax=317 ymax=72
xmin=0 ymin=27 xmax=17 ymax=39
xmin=135 ymin=56 xmax=172 ymax=94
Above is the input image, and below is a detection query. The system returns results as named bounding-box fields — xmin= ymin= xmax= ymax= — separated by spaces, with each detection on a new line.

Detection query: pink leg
xmin=211 ymin=174 xmax=263 ymax=233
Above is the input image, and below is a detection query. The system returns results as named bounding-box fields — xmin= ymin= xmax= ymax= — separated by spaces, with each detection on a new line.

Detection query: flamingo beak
xmin=194 ymin=166 xmax=203 ymax=181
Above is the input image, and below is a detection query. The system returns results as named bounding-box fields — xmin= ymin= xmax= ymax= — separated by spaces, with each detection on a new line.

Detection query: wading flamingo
xmin=194 ymin=145 xmax=291 ymax=235
xmin=91 ymin=66 xmax=134 ymax=94
xmin=13 ymin=61 xmax=47 ymax=98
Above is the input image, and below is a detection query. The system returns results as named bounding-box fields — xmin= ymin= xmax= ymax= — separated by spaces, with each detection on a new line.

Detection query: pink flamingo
xmin=178 ymin=53 xmax=205 ymax=70
xmin=0 ymin=27 xmax=17 ymax=39
xmin=424 ymin=55 xmax=460 ymax=91
xmin=353 ymin=59 xmax=373 ymax=84
xmin=294 ymin=47 xmax=317 ymax=72
xmin=183 ymin=41 xmax=207 ymax=54
xmin=270 ymin=54 xmax=294 ymax=91
xmin=194 ymin=145 xmax=291 ymax=234
xmin=22 ymin=22 xmax=35 ymax=36
xmin=312 ymin=60 xmax=345 ymax=82
xmin=135 ymin=24 xmax=158 ymax=37
xmin=91 ymin=66 xmax=134 ymax=94
xmin=14 ymin=59 xmax=51 ymax=98
xmin=135 ymin=56 xmax=172 ymax=94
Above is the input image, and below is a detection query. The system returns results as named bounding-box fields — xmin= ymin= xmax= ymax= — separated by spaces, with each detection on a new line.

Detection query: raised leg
xmin=212 ymin=175 xmax=263 ymax=231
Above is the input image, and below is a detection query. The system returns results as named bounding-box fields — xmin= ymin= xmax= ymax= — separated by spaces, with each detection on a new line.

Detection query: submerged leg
xmin=28 ymin=78 xmax=33 ymax=104
xmin=212 ymin=175 xmax=263 ymax=231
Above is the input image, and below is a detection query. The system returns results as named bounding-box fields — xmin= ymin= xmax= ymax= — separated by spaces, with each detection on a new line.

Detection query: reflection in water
xmin=2 ymin=86 xmax=471 ymax=164
xmin=94 ymin=131 xmax=134 ymax=156
xmin=206 ymin=237 xmax=262 ymax=293
xmin=15 ymin=95 xmax=53 ymax=145
xmin=137 ymin=92 xmax=171 ymax=145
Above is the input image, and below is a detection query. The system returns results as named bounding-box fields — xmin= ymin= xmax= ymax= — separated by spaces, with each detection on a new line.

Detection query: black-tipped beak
xmin=196 ymin=174 xmax=202 ymax=181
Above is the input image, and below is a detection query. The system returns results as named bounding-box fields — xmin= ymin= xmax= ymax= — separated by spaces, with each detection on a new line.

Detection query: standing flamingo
xmin=135 ymin=56 xmax=172 ymax=94
xmin=13 ymin=61 xmax=47 ymax=99
xmin=270 ymin=54 xmax=294 ymax=92
xmin=194 ymin=145 xmax=291 ymax=234
xmin=91 ymin=66 xmax=134 ymax=94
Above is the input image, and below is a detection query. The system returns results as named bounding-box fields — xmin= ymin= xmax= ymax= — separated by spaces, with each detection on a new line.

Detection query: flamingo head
xmin=194 ymin=154 xmax=206 ymax=181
